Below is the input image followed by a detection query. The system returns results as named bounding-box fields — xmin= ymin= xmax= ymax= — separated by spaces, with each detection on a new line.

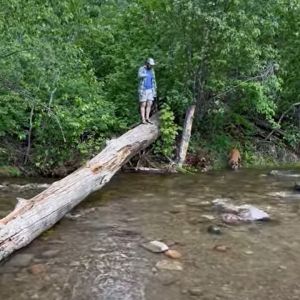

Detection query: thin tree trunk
xmin=177 ymin=105 xmax=196 ymax=168
xmin=0 ymin=114 xmax=160 ymax=262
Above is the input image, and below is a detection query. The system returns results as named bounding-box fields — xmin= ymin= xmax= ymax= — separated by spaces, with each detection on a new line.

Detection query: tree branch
xmin=265 ymin=102 xmax=300 ymax=141
xmin=0 ymin=51 xmax=18 ymax=59
xmin=48 ymin=87 xmax=57 ymax=106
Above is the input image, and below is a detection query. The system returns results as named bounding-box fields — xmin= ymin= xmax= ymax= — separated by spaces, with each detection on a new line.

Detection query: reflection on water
xmin=1 ymin=169 xmax=300 ymax=300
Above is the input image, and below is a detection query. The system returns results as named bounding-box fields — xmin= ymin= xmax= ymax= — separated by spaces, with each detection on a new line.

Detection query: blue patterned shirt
xmin=138 ymin=66 xmax=157 ymax=98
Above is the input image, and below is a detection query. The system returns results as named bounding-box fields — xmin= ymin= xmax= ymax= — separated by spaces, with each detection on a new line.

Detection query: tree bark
xmin=0 ymin=114 xmax=160 ymax=262
xmin=177 ymin=105 xmax=196 ymax=168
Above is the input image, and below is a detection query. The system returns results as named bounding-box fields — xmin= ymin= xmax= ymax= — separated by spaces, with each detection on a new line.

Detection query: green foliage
xmin=0 ymin=166 xmax=21 ymax=177
xmin=0 ymin=0 xmax=120 ymax=169
xmin=283 ymin=126 xmax=300 ymax=150
xmin=1 ymin=0 xmax=300 ymax=173
xmin=154 ymin=104 xmax=181 ymax=157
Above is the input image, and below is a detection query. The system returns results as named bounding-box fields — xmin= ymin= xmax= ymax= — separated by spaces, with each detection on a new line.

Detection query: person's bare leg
xmin=140 ymin=102 xmax=147 ymax=123
xmin=145 ymin=101 xmax=153 ymax=123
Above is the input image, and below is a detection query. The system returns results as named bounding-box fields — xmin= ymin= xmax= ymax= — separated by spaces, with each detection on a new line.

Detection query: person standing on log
xmin=138 ymin=58 xmax=157 ymax=124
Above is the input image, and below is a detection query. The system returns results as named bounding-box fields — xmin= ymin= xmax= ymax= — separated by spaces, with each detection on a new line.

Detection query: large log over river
xmin=0 ymin=114 xmax=160 ymax=262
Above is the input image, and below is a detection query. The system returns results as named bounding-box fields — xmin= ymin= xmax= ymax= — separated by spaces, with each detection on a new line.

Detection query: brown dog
xmin=228 ymin=148 xmax=241 ymax=170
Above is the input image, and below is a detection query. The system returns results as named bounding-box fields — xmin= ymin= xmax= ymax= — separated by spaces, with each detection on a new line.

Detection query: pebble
xmin=6 ymin=253 xmax=34 ymax=268
xmin=164 ymin=249 xmax=182 ymax=259
xmin=70 ymin=261 xmax=80 ymax=267
xmin=42 ymin=249 xmax=60 ymax=258
xmin=173 ymin=205 xmax=186 ymax=209
xmin=28 ymin=264 xmax=47 ymax=275
xmin=207 ymin=225 xmax=222 ymax=235
xmin=188 ymin=288 xmax=203 ymax=296
xmin=186 ymin=198 xmax=199 ymax=204
xmin=214 ymin=245 xmax=228 ymax=252
xmin=244 ymin=251 xmax=253 ymax=255
xmin=156 ymin=260 xmax=183 ymax=271
xmin=142 ymin=241 xmax=169 ymax=253
xmin=91 ymin=247 xmax=105 ymax=252
xmin=201 ymin=215 xmax=215 ymax=221
xmin=186 ymin=199 xmax=211 ymax=208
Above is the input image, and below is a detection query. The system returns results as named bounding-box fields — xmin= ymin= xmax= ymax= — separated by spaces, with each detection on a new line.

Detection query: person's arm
xmin=138 ymin=66 xmax=147 ymax=79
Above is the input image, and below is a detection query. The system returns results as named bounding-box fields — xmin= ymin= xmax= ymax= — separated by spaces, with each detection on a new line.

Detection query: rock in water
xmin=156 ymin=260 xmax=183 ymax=271
xmin=268 ymin=191 xmax=289 ymax=198
xmin=141 ymin=241 xmax=169 ymax=253
xmin=70 ymin=261 xmax=80 ymax=267
xmin=221 ymin=213 xmax=241 ymax=224
xmin=238 ymin=205 xmax=270 ymax=221
xmin=213 ymin=198 xmax=270 ymax=222
xmin=269 ymin=170 xmax=300 ymax=178
xmin=212 ymin=199 xmax=239 ymax=214
xmin=207 ymin=225 xmax=222 ymax=235
xmin=200 ymin=214 xmax=215 ymax=221
xmin=164 ymin=249 xmax=182 ymax=259
xmin=213 ymin=245 xmax=228 ymax=252
xmin=188 ymin=288 xmax=203 ymax=296
xmin=6 ymin=254 xmax=34 ymax=268
xmin=41 ymin=249 xmax=60 ymax=258
xmin=269 ymin=170 xmax=279 ymax=176
xmin=28 ymin=264 xmax=47 ymax=275
xmin=294 ymin=183 xmax=300 ymax=192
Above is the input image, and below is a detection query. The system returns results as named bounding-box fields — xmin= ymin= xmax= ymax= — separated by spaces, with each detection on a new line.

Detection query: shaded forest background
xmin=1 ymin=0 xmax=300 ymax=176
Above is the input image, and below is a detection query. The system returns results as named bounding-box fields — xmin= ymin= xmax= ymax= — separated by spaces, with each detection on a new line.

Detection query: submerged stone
xmin=141 ymin=241 xmax=169 ymax=253
xmin=156 ymin=260 xmax=183 ymax=271
xmin=164 ymin=249 xmax=182 ymax=259
xmin=207 ymin=225 xmax=222 ymax=235
xmin=28 ymin=264 xmax=47 ymax=275
xmin=6 ymin=253 xmax=34 ymax=268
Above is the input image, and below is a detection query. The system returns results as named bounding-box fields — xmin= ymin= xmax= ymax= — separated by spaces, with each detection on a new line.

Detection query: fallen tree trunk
xmin=0 ymin=114 xmax=160 ymax=262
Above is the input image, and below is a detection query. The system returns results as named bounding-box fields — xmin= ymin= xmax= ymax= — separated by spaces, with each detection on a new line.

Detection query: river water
xmin=1 ymin=169 xmax=300 ymax=300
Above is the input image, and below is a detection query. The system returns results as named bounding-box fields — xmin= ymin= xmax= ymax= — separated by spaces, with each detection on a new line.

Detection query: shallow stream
xmin=1 ymin=169 xmax=300 ymax=300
